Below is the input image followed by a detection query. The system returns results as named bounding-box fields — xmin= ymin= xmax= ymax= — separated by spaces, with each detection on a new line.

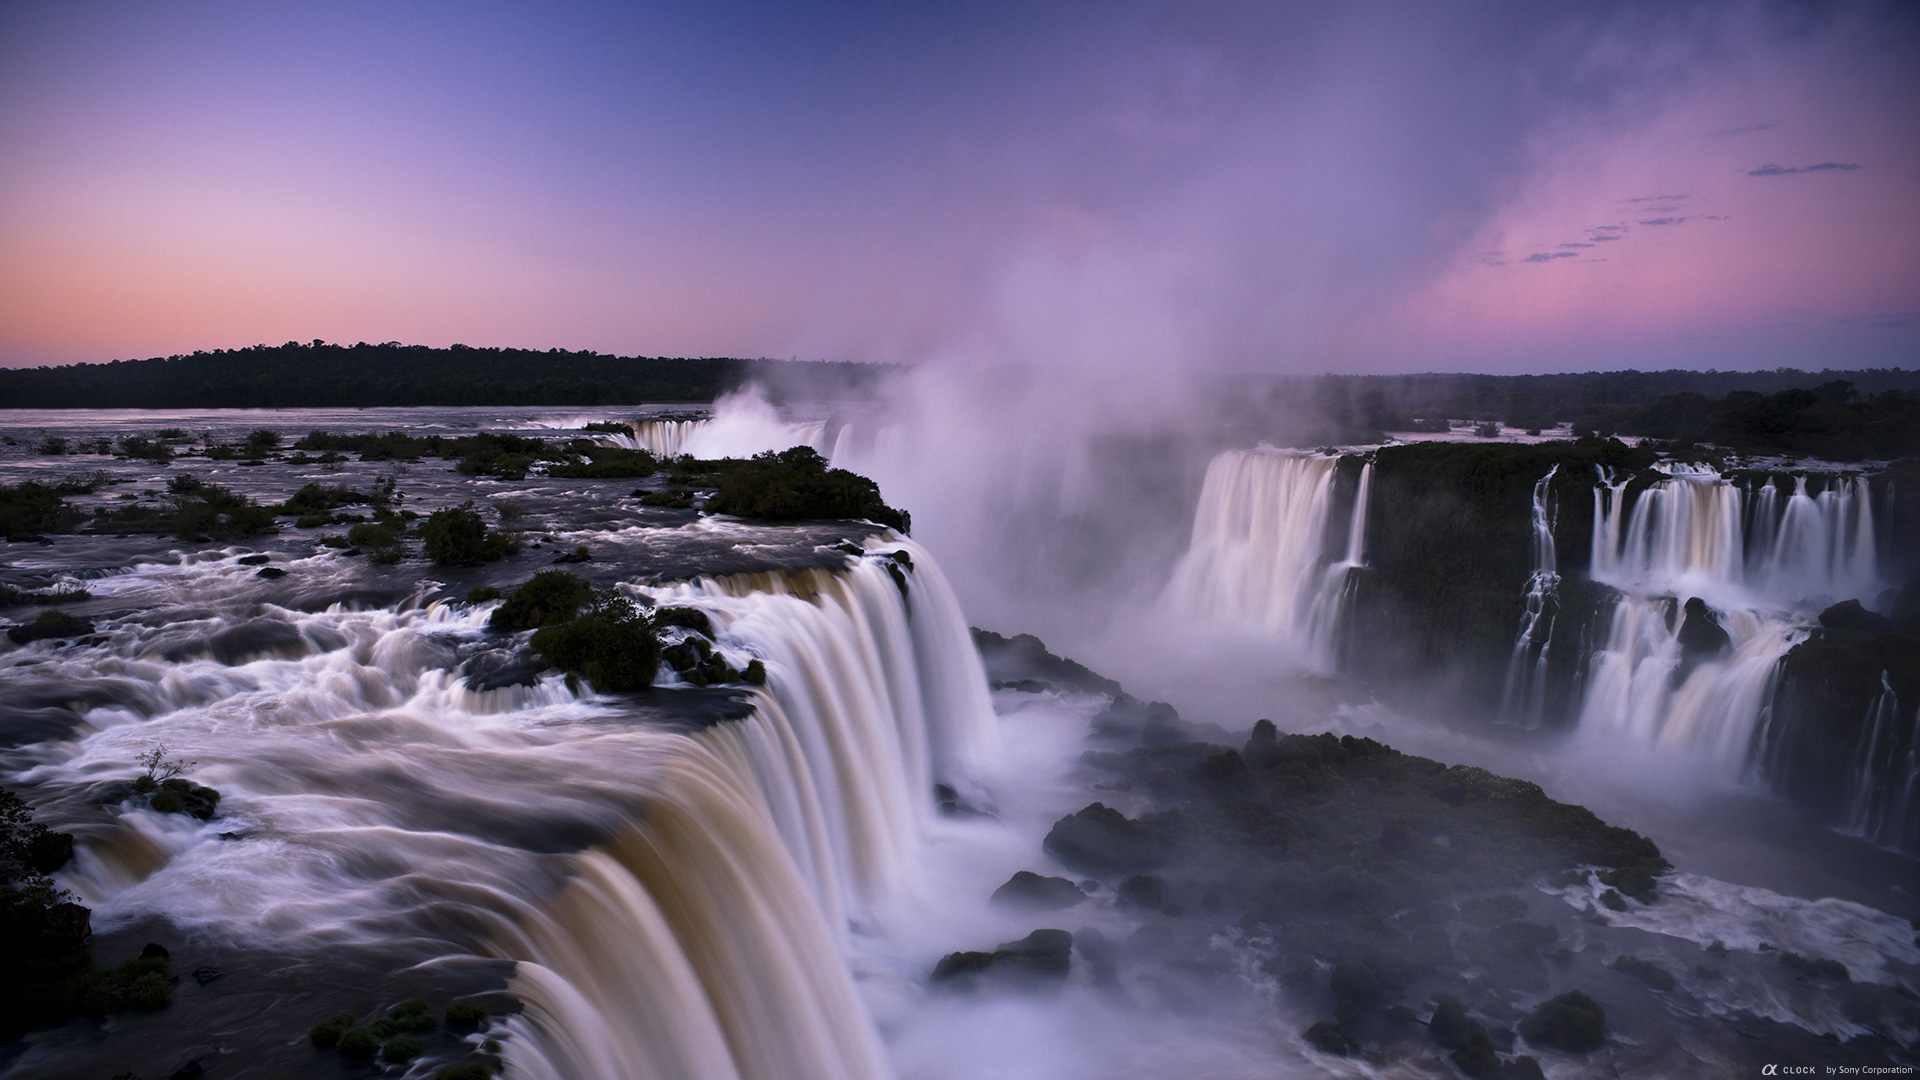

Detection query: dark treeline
xmin=0 ymin=341 xmax=893 ymax=408
xmin=1226 ymin=368 xmax=1920 ymax=460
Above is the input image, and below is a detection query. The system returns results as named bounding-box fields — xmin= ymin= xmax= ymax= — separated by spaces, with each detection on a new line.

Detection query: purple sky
xmin=1 ymin=0 xmax=1915 ymax=373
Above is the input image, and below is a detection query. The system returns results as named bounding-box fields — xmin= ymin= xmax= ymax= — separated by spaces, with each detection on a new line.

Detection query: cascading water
xmin=1580 ymin=465 xmax=1882 ymax=773
xmin=465 ymin=537 xmax=998 ymax=1080
xmin=1840 ymin=673 xmax=1919 ymax=852
xmin=1165 ymin=448 xmax=1371 ymax=670
xmin=1499 ymin=466 xmax=1559 ymax=725
xmin=3 ymin=513 xmax=994 ymax=1079
xmin=627 ymin=419 xmax=707 ymax=458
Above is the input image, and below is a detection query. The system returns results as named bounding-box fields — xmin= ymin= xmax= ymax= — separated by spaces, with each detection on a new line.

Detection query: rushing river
xmin=2 ymin=407 xmax=1916 ymax=1080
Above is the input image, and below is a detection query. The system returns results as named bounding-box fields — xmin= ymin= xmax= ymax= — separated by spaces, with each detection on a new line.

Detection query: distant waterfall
xmin=505 ymin=538 xmax=997 ymax=1080
xmin=1579 ymin=466 xmax=1881 ymax=771
xmin=1165 ymin=449 xmax=1371 ymax=669
xmin=1840 ymin=674 xmax=1920 ymax=852
xmin=1591 ymin=467 xmax=1878 ymax=606
xmin=1499 ymin=466 xmax=1559 ymax=725
xmin=628 ymin=419 xmax=707 ymax=458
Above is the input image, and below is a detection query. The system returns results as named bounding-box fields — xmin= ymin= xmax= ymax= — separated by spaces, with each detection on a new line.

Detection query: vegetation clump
xmin=84 ymin=476 xmax=276 ymax=542
xmin=705 ymin=447 xmax=908 ymax=531
xmin=421 ymin=502 xmax=518 ymax=565
xmin=490 ymin=571 xmax=595 ymax=631
xmin=546 ymin=439 xmax=659 ymax=479
xmin=530 ymin=591 xmax=659 ymax=692
xmin=7 ymin=609 xmax=95 ymax=644
xmin=0 ymin=481 xmax=83 ymax=540
xmin=2 ymin=786 xmax=188 ymax=1040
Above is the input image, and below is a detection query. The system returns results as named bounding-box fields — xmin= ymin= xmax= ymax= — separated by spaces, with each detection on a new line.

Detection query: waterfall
xmin=16 ymin=531 xmax=994 ymax=1080
xmin=1578 ymin=465 xmax=1882 ymax=774
xmin=503 ymin=536 xmax=997 ymax=1079
xmin=1840 ymin=673 xmax=1920 ymax=852
xmin=1575 ymin=596 xmax=1797 ymax=762
xmin=628 ymin=419 xmax=707 ymax=458
xmin=1165 ymin=448 xmax=1371 ymax=669
xmin=1499 ymin=466 xmax=1559 ymax=725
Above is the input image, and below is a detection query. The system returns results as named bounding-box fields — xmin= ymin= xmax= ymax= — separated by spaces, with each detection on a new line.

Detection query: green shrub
xmin=705 ymin=447 xmax=908 ymax=531
xmin=381 ymin=1034 xmax=423 ymax=1063
xmin=491 ymin=571 xmax=594 ymax=630
xmin=336 ymin=1026 xmax=378 ymax=1057
xmin=531 ymin=591 xmax=660 ymax=692
xmin=346 ymin=521 xmax=399 ymax=548
xmin=421 ymin=503 xmax=516 ymax=565
xmin=309 ymin=1010 xmax=357 ymax=1047
xmin=467 ymin=586 xmax=502 ymax=603
xmin=0 ymin=481 xmax=82 ymax=539
xmin=125 ymin=971 xmax=173 ymax=1008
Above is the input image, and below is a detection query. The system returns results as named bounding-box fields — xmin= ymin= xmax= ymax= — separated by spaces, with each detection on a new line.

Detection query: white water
xmin=7 ymin=532 xmax=997 ymax=1080
xmin=1164 ymin=449 xmax=1371 ymax=671
xmin=1579 ymin=466 xmax=1883 ymax=776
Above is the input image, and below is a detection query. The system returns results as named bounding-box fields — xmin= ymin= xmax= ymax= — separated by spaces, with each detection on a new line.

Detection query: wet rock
xmin=253 ymin=566 xmax=287 ymax=579
xmin=168 ymin=1061 xmax=205 ymax=1080
xmin=1453 ymin=1029 xmax=1502 ymax=1079
xmin=1042 ymin=802 xmax=1163 ymax=876
xmin=1116 ymin=873 xmax=1164 ymax=911
xmin=1302 ymin=1020 xmax=1357 ymax=1055
xmin=462 ymin=648 xmax=547 ymax=692
xmin=1610 ymin=954 xmax=1675 ymax=991
xmin=1819 ymin=599 xmax=1892 ymax=634
xmin=932 ymin=928 xmax=1073 ymax=985
xmin=1429 ymin=993 xmax=1479 ymax=1049
xmin=190 ymin=966 xmax=222 ymax=985
xmin=1676 ymin=597 xmax=1732 ymax=667
xmin=198 ymin=617 xmax=307 ymax=664
xmin=991 ymin=870 xmax=1086 ymax=910
xmin=237 ymin=553 xmax=270 ymax=565
xmin=1518 ymin=990 xmax=1607 ymax=1052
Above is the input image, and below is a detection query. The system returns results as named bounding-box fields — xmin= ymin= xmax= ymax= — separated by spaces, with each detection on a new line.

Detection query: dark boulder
xmin=1116 ymin=873 xmax=1165 ymax=911
xmin=990 ymin=871 xmax=1086 ymax=911
xmin=8 ymin=609 xmax=94 ymax=644
xmin=1676 ymin=597 xmax=1732 ymax=668
xmin=1519 ymin=990 xmax=1607 ymax=1052
xmin=1042 ymin=803 xmax=1163 ymax=876
xmin=1819 ymin=599 xmax=1893 ymax=634
xmin=1302 ymin=1020 xmax=1357 ymax=1055
xmin=932 ymin=929 xmax=1073 ymax=986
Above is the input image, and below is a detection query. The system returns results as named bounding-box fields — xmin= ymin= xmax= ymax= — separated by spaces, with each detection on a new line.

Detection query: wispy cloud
xmin=1559 ymin=242 xmax=1594 ymax=249
xmin=1640 ymin=217 xmax=1685 ymax=225
xmin=1626 ymin=194 xmax=1688 ymax=203
xmin=1748 ymin=161 xmax=1861 ymax=176
xmin=1710 ymin=119 xmax=1778 ymax=137
xmin=1523 ymin=251 xmax=1578 ymax=263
